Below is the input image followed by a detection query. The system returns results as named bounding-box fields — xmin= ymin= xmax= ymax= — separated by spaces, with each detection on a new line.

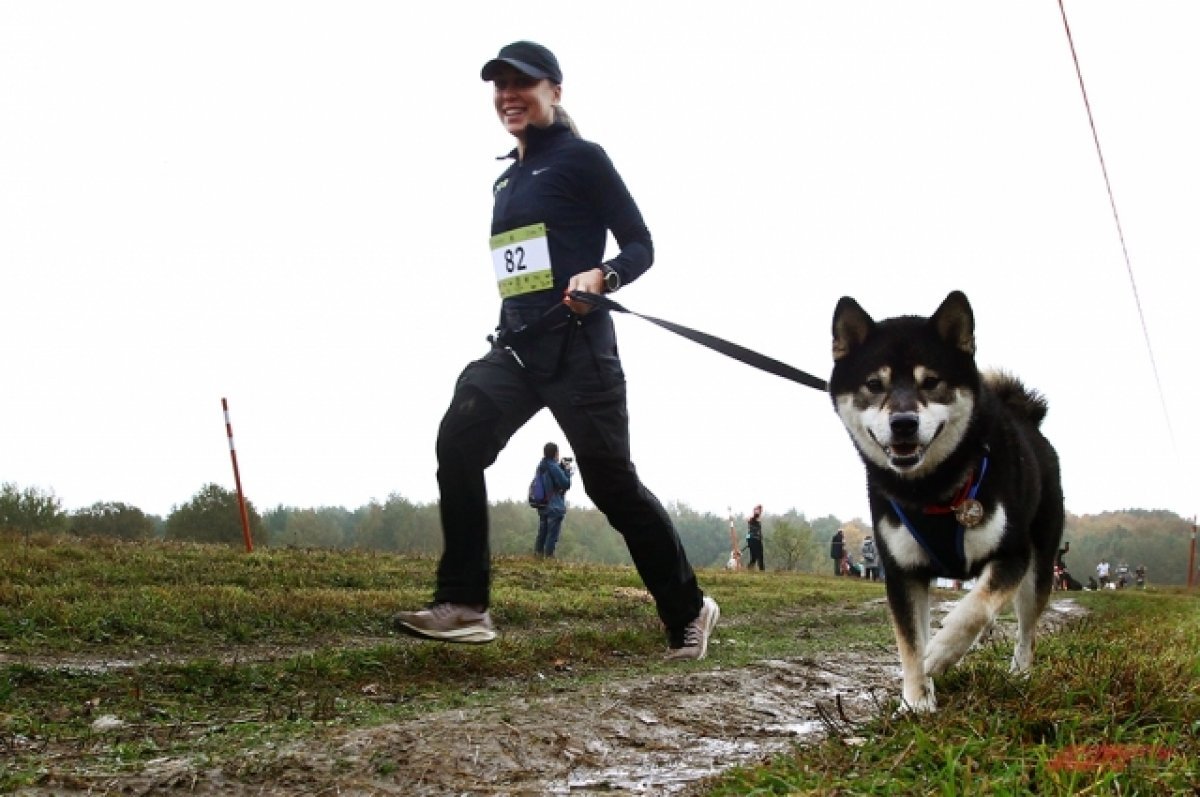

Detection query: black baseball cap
xmin=481 ymin=41 xmax=562 ymax=84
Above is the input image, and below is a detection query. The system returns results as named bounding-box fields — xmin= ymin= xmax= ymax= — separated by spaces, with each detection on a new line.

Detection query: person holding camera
xmin=534 ymin=442 xmax=572 ymax=558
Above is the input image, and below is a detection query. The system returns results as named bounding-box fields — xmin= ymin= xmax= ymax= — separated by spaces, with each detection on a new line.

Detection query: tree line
xmin=2 ymin=481 xmax=1195 ymax=583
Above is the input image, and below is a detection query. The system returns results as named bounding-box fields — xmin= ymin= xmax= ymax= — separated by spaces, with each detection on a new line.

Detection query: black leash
xmin=568 ymin=291 xmax=828 ymax=392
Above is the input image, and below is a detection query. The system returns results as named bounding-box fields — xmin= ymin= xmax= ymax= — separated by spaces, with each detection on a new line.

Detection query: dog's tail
xmin=984 ymin=370 xmax=1048 ymax=426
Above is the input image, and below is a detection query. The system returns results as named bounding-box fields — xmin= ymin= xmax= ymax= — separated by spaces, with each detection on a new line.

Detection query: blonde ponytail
xmin=554 ymin=105 xmax=580 ymax=137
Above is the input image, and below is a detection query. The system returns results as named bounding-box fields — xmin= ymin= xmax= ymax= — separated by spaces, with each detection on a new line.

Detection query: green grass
xmin=700 ymin=592 xmax=1200 ymax=796
xmin=2 ymin=532 xmax=1197 ymax=794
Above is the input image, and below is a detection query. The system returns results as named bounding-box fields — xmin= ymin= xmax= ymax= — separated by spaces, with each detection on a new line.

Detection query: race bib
xmin=490 ymin=223 xmax=553 ymax=298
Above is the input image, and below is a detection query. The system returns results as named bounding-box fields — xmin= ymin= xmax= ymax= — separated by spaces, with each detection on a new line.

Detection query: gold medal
xmin=955 ymin=499 xmax=985 ymax=528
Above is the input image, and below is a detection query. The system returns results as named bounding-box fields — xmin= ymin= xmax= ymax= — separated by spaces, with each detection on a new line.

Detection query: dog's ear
xmin=832 ymin=297 xmax=874 ymax=361
xmin=930 ymin=290 xmax=975 ymax=355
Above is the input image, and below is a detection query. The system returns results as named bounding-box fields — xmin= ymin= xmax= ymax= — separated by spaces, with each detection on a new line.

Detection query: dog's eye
xmin=865 ymin=377 xmax=885 ymax=394
xmin=920 ymin=375 xmax=941 ymax=390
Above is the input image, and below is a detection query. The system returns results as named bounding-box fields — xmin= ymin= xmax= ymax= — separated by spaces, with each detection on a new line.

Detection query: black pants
xmin=432 ymin=312 xmax=703 ymax=635
xmin=745 ymin=538 xmax=764 ymax=570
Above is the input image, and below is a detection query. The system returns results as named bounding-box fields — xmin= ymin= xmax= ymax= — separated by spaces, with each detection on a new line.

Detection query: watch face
xmin=603 ymin=269 xmax=620 ymax=291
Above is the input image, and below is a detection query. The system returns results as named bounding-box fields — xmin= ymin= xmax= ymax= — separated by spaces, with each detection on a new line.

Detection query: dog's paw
xmin=1010 ymin=639 xmax=1035 ymax=674
xmin=899 ymin=678 xmax=937 ymax=714
xmin=896 ymin=694 xmax=938 ymax=715
xmin=1009 ymin=653 xmax=1034 ymax=676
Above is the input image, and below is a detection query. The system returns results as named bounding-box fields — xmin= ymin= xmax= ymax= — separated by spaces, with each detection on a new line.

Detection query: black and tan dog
xmin=830 ymin=291 xmax=1064 ymax=712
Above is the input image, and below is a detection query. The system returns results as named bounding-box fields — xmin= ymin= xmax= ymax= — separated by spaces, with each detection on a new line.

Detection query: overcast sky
xmin=3 ymin=1 xmax=1197 ymax=527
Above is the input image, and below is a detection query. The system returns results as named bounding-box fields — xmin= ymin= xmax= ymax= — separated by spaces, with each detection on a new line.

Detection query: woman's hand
xmin=563 ymin=267 xmax=605 ymax=315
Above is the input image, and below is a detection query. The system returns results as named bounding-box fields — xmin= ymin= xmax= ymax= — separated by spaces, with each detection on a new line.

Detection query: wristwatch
xmin=600 ymin=264 xmax=621 ymax=293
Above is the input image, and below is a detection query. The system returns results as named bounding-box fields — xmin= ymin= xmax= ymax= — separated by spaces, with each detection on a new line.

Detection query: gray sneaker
xmin=665 ymin=596 xmax=720 ymax=661
xmin=392 ymin=603 xmax=496 ymax=644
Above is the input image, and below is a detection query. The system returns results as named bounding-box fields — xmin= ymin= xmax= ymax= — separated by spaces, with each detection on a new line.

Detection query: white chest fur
xmin=878 ymin=505 xmax=1008 ymax=572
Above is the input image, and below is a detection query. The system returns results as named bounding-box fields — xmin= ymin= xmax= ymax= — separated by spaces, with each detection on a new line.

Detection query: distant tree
xmin=667 ymin=502 xmax=730 ymax=567
xmin=489 ymin=499 xmax=535 ymax=555
xmin=262 ymin=505 xmax=291 ymax=546
xmin=281 ymin=508 xmax=347 ymax=549
xmin=69 ymin=501 xmax=155 ymax=540
xmin=1064 ymin=510 xmax=1193 ymax=585
xmin=0 ymin=482 xmax=67 ymax=535
xmin=351 ymin=500 xmax=389 ymax=551
xmin=164 ymin=483 xmax=265 ymax=547
xmin=556 ymin=506 xmax=633 ymax=565
xmin=771 ymin=518 xmax=819 ymax=571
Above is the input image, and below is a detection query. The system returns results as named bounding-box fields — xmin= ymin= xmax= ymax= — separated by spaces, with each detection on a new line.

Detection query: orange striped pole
xmin=222 ymin=398 xmax=254 ymax=552
xmin=727 ymin=506 xmax=741 ymax=570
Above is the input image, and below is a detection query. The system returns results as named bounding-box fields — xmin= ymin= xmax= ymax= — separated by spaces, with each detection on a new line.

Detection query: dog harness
xmin=888 ymin=455 xmax=990 ymax=580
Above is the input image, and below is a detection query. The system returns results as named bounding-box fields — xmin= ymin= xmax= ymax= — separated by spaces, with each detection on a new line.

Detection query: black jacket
xmin=491 ymin=122 xmax=653 ymax=334
xmin=830 ymin=531 xmax=845 ymax=560
xmin=746 ymin=517 xmax=762 ymax=541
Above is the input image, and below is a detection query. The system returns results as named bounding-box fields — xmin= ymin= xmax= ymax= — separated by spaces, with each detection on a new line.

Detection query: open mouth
xmin=867 ymin=430 xmax=925 ymax=469
xmin=885 ymin=443 xmax=924 ymax=470
xmin=867 ymin=420 xmax=945 ymax=471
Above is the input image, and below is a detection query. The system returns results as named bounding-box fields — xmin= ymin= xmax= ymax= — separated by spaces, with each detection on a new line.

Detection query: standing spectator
xmin=533 ymin=442 xmax=572 ymax=558
xmin=744 ymin=505 xmax=765 ymax=571
xmin=1116 ymin=561 xmax=1131 ymax=588
xmin=1096 ymin=558 xmax=1111 ymax=589
xmin=1055 ymin=541 xmax=1070 ymax=570
xmin=1135 ymin=564 xmax=1147 ymax=589
xmin=860 ymin=536 xmax=879 ymax=581
xmin=392 ymin=40 xmax=718 ymax=659
xmin=830 ymin=528 xmax=846 ymax=576
xmin=1055 ymin=541 xmax=1071 ymax=591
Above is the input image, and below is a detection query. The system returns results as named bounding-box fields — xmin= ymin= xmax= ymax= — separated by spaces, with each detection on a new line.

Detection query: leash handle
xmin=567 ymin=291 xmax=828 ymax=392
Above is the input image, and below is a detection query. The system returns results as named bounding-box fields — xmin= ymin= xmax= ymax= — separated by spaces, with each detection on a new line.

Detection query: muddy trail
xmin=18 ymin=599 xmax=1086 ymax=797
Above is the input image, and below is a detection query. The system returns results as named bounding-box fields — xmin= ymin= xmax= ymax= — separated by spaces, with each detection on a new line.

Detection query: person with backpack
xmin=532 ymin=442 xmax=572 ymax=557
xmin=861 ymin=536 xmax=879 ymax=581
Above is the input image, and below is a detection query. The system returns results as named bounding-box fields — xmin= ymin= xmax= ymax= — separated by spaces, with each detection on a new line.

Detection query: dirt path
xmin=19 ymin=599 xmax=1086 ymax=796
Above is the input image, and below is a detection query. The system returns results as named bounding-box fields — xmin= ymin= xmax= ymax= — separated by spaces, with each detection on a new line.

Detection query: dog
xmin=829 ymin=290 xmax=1064 ymax=712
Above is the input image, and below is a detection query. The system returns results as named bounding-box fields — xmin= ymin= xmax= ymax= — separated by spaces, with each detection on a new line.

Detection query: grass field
xmin=1 ymin=532 xmax=1197 ymax=794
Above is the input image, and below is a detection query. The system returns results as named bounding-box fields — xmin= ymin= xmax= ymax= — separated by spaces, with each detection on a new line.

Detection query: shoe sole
xmin=393 ymin=620 xmax=497 ymax=645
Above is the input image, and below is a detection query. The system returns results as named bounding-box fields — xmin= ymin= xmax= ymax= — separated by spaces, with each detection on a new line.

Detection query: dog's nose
xmin=890 ymin=412 xmax=920 ymax=438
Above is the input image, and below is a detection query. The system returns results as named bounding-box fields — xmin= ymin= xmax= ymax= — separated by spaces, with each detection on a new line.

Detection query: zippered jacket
xmin=537 ymin=457 xmax=572 ymax=518
xmin=492 ymin=121 xmax=653 ymax=335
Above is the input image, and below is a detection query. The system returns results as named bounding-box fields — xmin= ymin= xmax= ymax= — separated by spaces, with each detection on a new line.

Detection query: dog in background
xmin=829 ymin=290 xmax=1064 ymax=712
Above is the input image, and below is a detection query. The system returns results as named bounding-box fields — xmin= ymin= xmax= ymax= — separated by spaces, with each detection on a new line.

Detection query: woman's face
xmin=492 ymin=66 xmax=560 ymax=140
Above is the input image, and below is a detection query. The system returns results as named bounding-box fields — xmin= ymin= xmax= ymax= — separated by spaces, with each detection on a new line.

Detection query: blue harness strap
xmin=888 ymin=456 xmax=989 ymax=580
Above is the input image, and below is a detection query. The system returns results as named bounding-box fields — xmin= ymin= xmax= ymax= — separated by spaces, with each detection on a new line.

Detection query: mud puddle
xmin=17 ymin=598 xmax=1087 ymax=796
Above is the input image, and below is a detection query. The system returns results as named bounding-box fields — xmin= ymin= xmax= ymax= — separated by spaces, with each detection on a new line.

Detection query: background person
xmin=860 ymin=535 xmax=879 ymax=581
xmin=830 ymin=528 xmax=845 ymax=576
xmin=1055 ymin=541 xmax=1071 ymax=590
xmin=393 ymin=41 xmax=719 ymax=660
xmin=744 ymin=505 xmax=765 ymax=571
xmin=534 ymin=442 xmax=572 ymax=557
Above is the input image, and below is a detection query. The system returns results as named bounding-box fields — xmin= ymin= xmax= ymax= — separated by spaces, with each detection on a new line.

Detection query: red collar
xmin=923 ymin=469 xmax=976 ymax=516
